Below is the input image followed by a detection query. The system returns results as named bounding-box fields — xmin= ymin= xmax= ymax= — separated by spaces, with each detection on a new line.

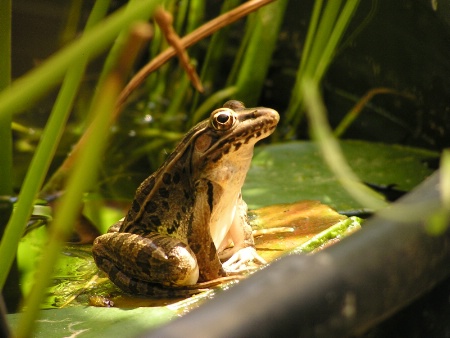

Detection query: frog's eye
xmin=210 ymin=108 xmax=236 ymax=131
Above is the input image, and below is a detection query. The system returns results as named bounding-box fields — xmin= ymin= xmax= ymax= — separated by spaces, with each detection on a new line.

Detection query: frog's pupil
xmin=217 ymin=113 xmax=229 ymax=124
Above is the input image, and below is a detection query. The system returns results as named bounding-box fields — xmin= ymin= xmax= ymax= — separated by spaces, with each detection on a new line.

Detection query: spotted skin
xmin=92 ymin=100 xmax=279 ymax=296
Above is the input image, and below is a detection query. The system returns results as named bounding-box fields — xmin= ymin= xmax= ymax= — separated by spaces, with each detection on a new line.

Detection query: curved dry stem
xmin=154 ymin=7 xmax=204 ymax=92
xmin=116 ymin=0 xmax=275 ymax=112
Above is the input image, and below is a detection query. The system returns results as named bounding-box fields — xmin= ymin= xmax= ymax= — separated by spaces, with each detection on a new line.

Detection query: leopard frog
xmin=92 ymin=100 xmax=279 ymax=296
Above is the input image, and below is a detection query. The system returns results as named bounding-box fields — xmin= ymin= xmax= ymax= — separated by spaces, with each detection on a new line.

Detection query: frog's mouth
xmin=238 ymin=109 xmax=279 ymax=142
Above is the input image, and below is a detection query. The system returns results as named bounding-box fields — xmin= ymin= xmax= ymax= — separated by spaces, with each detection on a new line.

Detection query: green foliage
xmin=0 ymin=0 xmax=446 ymax=336
xmin=7 ymin=307 xmax=175 ymax=338
xmin=244 ymin=140 xmax=438 ymax=211
xmin=0 ymin=0 xmax=161 ymax=336
xmin=7 ymin=139 xmax=438 ymax=336
xmin=285 ymin=0 xmax=360 ymax=131
xmin=0 ymin=0 xmax=12 ymax=196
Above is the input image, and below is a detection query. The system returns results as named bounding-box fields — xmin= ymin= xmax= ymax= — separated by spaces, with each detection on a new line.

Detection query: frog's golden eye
xmin=210 ymin=108 xmax=237 ymax=131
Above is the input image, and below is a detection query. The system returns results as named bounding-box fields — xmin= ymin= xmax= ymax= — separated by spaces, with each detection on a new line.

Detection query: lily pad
xmin=7 ymin=306 xmax=175 ymax=338
xmin=41 ymin=201 xmax=351 ymax=310
xmin=7 ymin=140 xmax=438 ymax=337
xmin=8 ymin=199 xmax=357 ymax=337
xmin=244 ymin=140 xmax=438 ymax=211
xmin=251 ymin=200 xmax=348 ymax=262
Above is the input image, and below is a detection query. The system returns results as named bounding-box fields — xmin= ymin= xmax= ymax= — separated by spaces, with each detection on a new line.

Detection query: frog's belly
xmin=209 ymin=194 xmax=238 ymax=249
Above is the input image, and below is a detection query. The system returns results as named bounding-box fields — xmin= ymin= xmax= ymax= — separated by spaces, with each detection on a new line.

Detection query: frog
xmin=92 ymin=100 xmax=279 ymax=296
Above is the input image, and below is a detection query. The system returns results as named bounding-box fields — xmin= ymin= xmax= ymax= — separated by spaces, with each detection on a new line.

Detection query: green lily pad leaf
xmin=244 ymin=140 xmax=438 ymax=211
xmin=43 ymin=201 xmax=352 ymax=308
xmin=8 ymin=140 xmax=437 ymax=337
xmin=8 ymin=201 xmax=356 ymax=337
xmin=7 ymin=306 xmax=175 ymax=338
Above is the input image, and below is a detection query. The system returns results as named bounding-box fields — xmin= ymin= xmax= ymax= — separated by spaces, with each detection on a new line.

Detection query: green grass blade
xmin=0 ymin=0 xmax=12 ymax=196
xmin=441 ymin=149 xmax=450 ymax=209
xmin=15 ymin=65 xmax=123 ymax=338
xmin=59 ymin=0 xmax=83 ymax=45
xmin=0 ymin=0 xmax=11 ymax=91
xmin=0 ymin=0 xmax=113 ymax=292
xmin=286 ymin=0 xmax=343 ymax=125
xmin=0 ymin=0 xmax=161 ymax=119
xmin=191 ymin=86 xmax=237 ymax=123
xmin=285 ymin=0 xmax=323 ymax=124
xmin=313 ymin=0 xmax=360 ymax=82
xmin=284 ymin=0 xmax=361 ymax=133
xmin=226 ymin=13 xmax=255 ymax=88
xmin=0 ymin=66 xmax=84 ymax=290
xmin=191 ymin=0 xmax=240 ymax=113
xmin=297 ymin=0 xmax=324 ymax=80
xmin=96 ymin=0 xmax=145 ymax=91
xmin=303 ymin=0 xmax=342 ymax=78
xmin=302 ymin=79 xmax=387 ymax=210
xmin=234 ymin=0 xmax=288 ymax=106
xmin=186 ymin=0 xmax=205 ymax=33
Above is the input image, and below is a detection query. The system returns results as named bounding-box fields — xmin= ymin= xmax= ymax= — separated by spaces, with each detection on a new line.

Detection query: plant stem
xmin=0 ymin=0 xmax=161 ymax=119
xmin=302 ymin=79 xmax=386 ymax=210
xmin=191 ymin=86 xmax=237 ymax=123
xmin=15 ymin=22 xmax=152 ymax=338
xmin=233 ymin=0 xmax=288 ymax=106
xmin=285 ymin=0 xmax=323 ymax=124
xmin=16 ymin=65 xmax=122 ymax=338
xmin=0 ymin=0 xmax=12 ymax=196
xmin=333 ymin=87 xmax=398 ymax=137
xmin=313 ymin=0 xmax=360 ymax=82
xmin=0 ymin=0 xmax=113 ymax=292
xmin=441 ymin=149 xmax=450 ymax=209
xmin=117 ymin=0 xmax=275 ymax=110
xmin=284 ymin=0 xmax=361 ymax=134
xmin=0 ymin=0 xmax=11 ymax=91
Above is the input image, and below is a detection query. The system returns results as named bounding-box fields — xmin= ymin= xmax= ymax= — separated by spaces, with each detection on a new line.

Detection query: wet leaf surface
xmin=8 ymin=141 xmax=438 ymax=337
xmin=244 ymin=140 xmax=438 ymax=211
xmin=251 ymin=200 xmax=347 ymax=262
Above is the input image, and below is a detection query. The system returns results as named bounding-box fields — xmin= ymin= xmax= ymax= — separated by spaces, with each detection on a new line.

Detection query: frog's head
xmin=194 ymin=100 xmax=279 ymax=163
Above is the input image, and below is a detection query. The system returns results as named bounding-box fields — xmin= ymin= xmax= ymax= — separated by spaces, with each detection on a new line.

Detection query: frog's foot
xmin=221 ymin=246 xmax=266 ymax=273
xmin=185 ymin=275 xmax=245 ymax=289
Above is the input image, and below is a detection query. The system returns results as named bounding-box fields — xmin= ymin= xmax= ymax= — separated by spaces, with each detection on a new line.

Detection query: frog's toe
xmin=222 ymin=247 xmax=266 ymax=273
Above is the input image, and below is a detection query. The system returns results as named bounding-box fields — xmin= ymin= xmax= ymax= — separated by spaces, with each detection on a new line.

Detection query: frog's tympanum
xmin=92 ymin=100 xmax=279 ymax=296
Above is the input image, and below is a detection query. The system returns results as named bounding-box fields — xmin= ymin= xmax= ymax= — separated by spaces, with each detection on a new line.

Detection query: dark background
xmin=8 ymin=0 xmax=450 ymax=336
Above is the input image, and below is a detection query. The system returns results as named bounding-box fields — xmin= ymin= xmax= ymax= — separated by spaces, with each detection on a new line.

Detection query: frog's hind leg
xmin=95 ymin=255 xmax=204 ymax=298
xmin=92 ymin=232 xmax=199 ymax=294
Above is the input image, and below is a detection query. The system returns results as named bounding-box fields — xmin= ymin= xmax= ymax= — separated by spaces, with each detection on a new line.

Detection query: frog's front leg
xmin=92 ymin=231 xmax=199 ymax=294
xmin=219 ymin=196 xmax=266 ymax=272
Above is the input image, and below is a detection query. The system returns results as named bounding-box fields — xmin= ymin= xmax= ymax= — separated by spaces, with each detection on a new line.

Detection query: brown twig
xmin=41 ymin=0 xmax=274 ymax=195
xmin=115 ymin=0 xmax=275 ymax=111
xmin=154 ymin=7 xmax=204 ymax=92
